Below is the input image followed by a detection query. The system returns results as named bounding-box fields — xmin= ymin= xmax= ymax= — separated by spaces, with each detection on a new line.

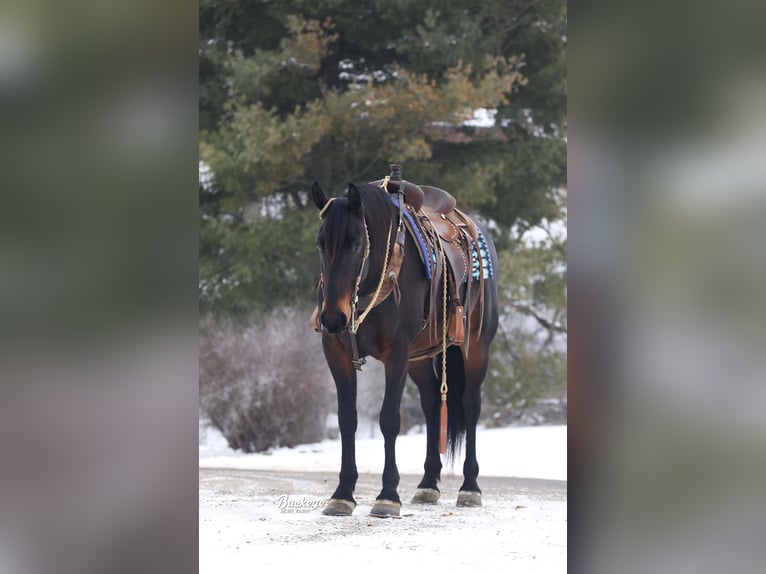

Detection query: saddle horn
xmin=369 ymin=163 xmax=424 ymax=212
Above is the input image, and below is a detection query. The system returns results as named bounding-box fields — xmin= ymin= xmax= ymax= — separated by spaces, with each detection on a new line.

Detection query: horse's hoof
xmin=456 ymin=491 xmax=483 ymax=507
xmin=369 ymin=499 xmax=401 ymax=518
xmin=322 ymin=498 xmax=356 ymax=516
xmin=411 ymin=488 xmax=440 ymax=504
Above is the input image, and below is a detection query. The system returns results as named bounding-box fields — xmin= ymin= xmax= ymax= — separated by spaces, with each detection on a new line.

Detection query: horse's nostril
xmin=320 ymin=310 xmax=348 ymax=333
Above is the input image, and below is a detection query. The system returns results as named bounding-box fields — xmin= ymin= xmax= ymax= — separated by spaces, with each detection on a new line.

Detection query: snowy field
xmin=200 ymin=425 xmax=567 ymax=573
xmin=200 ymin=424 xmax=567 ymax=481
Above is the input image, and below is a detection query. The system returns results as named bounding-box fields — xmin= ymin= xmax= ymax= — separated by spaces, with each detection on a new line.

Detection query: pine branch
xmin=513 ymin=303 xmax=568 ymax=334
xmin=496 ymin=320 xmax=521 ymax=363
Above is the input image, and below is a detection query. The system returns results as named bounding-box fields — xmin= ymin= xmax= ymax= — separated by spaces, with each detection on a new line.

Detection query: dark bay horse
xmin=311 ymin=180 xmax=498 ymax=517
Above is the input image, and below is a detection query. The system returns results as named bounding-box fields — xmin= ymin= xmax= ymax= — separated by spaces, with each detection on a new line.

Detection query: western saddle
xmin=369 ymin=165 xmax=485 ymax=360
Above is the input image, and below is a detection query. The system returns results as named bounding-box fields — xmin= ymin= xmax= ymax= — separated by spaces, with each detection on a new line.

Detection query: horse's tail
xmin=444 ymin=345 xmax=467 ymax=463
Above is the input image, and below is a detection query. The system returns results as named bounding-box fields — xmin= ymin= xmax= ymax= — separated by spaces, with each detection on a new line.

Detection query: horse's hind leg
xmin=369 ymin=342 xmax=409 ymax=517
xmin=408 ymin=359 xmax=442 ymax=504
xmin=457 ymin=346 xmax=489 ymax=507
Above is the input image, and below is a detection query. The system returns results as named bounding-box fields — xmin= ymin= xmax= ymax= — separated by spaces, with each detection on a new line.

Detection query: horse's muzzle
xmin=320 ymin=310 xmax=348 ymax=334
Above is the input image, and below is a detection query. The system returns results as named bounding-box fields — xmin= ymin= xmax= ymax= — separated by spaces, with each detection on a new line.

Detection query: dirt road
xmin=200 ymin=468 xmax=567 ymax=572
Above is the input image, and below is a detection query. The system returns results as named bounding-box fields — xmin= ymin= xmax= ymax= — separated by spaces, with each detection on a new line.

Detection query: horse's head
xmin=311 ymin=182 xmax=368 ymax=334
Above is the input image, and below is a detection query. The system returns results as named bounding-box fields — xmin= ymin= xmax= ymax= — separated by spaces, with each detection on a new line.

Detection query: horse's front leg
xmin=370 ymin=341 xmax=409 ymax=517
xmin=321 ymin=333 xmax=359 ymax=516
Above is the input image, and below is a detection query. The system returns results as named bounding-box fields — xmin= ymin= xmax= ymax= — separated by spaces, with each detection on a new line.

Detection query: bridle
xmin=317 ymin=185 xmax=406 ymax=370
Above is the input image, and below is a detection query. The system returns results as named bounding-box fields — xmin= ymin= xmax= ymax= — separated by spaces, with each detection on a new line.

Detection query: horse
xmin=310 ymin=178 xmax=498 ymax=517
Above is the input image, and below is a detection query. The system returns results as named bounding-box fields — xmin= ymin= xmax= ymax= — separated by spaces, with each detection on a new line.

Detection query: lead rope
xmin=439 ymin=238 xmax=449 ymax=455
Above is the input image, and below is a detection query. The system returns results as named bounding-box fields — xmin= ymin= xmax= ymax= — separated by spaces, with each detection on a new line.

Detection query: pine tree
xmin=199 ymin=0 xmax=566 ymax=320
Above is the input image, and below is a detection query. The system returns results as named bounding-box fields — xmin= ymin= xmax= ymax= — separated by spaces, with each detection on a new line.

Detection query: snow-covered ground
xmin=200 ymin=424 xmax=567 ymax=481
xmin=200 ymin=425 xmax=567 ymax=572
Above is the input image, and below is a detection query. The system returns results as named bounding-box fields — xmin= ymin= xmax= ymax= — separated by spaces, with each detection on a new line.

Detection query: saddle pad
xmin=390 ymin=196 xmax=432 ymax=279
xmin=471 ymin=229 xmax=494 ymax=280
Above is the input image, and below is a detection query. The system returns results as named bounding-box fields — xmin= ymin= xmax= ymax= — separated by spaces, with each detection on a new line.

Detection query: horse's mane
xmin=356 ymin=183 xmax=398 ymax=275
xmin=323 ymin=182 xmax=397 ymax=269
xmin=357 ymin=182 xmax=397 ymax=233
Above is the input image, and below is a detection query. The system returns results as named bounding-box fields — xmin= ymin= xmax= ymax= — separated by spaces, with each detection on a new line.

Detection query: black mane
xmin=322 ymin=182 xmax=397 ymax=277
xmin=356 ymin=183 xmax=398 ymax=283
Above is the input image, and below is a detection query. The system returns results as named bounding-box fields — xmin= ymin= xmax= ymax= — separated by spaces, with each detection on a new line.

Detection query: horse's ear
xmin=311 ymin=181 xmax=328 ymax=210
xmin=347 ymin=183 xmax=362 ymax=214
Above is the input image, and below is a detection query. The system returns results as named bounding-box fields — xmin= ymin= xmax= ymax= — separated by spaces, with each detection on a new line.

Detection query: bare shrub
xmin=348 ymin=360 xmax=425 ymax=438
xmin=354 ymin=360 xmax=385 ymax=438
xmin=199 ymin=310 xmax=333 ymax=452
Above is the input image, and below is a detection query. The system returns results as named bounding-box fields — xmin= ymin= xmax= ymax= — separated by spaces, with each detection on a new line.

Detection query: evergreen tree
xmin=199 ymin=0 xmax=566 ymax=319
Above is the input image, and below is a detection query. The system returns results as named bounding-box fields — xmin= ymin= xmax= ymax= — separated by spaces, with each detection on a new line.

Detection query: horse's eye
xmin=316 ymin=238 xmax=324 ymax=251
xmin=351 ymin=241 xmax=362 ymax=253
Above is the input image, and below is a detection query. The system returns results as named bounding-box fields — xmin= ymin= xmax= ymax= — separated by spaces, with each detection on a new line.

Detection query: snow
xmin=431 ymin=108 xmax=498 ymax=129
xmin=200 ymin=425 xmax=566 ymax=572
xmin=200 ymin=424 xmax=567 ymax=481
xmin=461 ymin=107 xmax=497 ymax=128
xmin=199 ymin=160 xmax=215 ymax=192
xmin=512 ymin=215 xmax=568 ymax=249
